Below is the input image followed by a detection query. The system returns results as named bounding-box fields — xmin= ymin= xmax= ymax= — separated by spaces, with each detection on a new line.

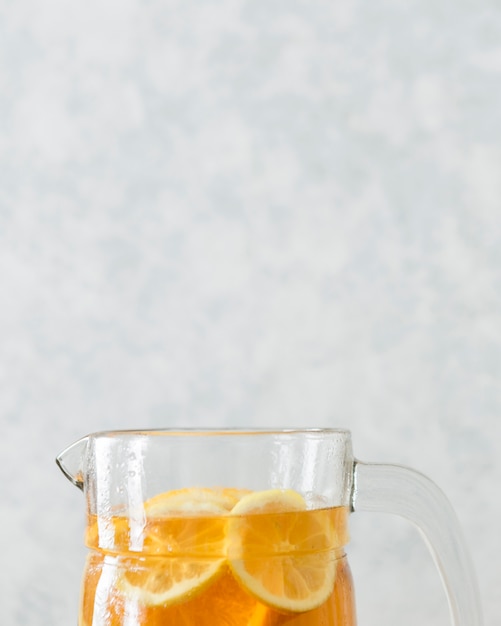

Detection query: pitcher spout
xmin=56 ymin=436 xmax=88 ymax=491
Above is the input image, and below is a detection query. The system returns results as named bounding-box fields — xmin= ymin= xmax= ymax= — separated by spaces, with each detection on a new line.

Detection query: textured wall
xmin=1 ymin=0 xmax=500 ymax=624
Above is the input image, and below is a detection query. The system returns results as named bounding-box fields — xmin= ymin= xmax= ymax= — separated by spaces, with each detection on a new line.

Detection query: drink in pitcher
xmin=80 ymin=487 xmax=356 ymax=626
xmin=58 ymin=429 xmax=481 ymax=626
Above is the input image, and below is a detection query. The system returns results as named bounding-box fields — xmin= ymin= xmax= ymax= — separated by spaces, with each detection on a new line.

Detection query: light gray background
xmin=1 ymin=0 xmax=500 ymax=624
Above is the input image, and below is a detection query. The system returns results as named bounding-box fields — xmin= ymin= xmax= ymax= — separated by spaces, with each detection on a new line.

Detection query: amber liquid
xmin=80 ymin=506 xmax=357 ymax=626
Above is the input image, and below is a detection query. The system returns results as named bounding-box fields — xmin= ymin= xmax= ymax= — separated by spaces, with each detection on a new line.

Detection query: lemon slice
xmin=145 ymin=487 xmax=250 ymax=516
xmin=118 ymin=555 xmax=224 ymax=607
xmin=118 ymin=488 xmax=230 ymax=607
xmin=226 ymin=489 xmax=337 ymax=613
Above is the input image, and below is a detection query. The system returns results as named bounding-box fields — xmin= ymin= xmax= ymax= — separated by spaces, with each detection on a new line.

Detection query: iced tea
xmin=80 ymin=488 xmax=357 ymax=626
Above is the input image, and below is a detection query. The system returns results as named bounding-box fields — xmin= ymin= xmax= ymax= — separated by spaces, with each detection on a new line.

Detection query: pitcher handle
xmin=351 ymin=461 xmax=482 ymax=626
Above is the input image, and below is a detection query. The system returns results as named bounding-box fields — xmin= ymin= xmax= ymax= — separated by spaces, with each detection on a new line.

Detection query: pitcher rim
xmin=82 ymin=427 xmax=352 ymax=438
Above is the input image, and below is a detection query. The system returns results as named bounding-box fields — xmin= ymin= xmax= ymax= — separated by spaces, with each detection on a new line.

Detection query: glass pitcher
xmin=57 ymin=428 xmax=482 ymax=626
